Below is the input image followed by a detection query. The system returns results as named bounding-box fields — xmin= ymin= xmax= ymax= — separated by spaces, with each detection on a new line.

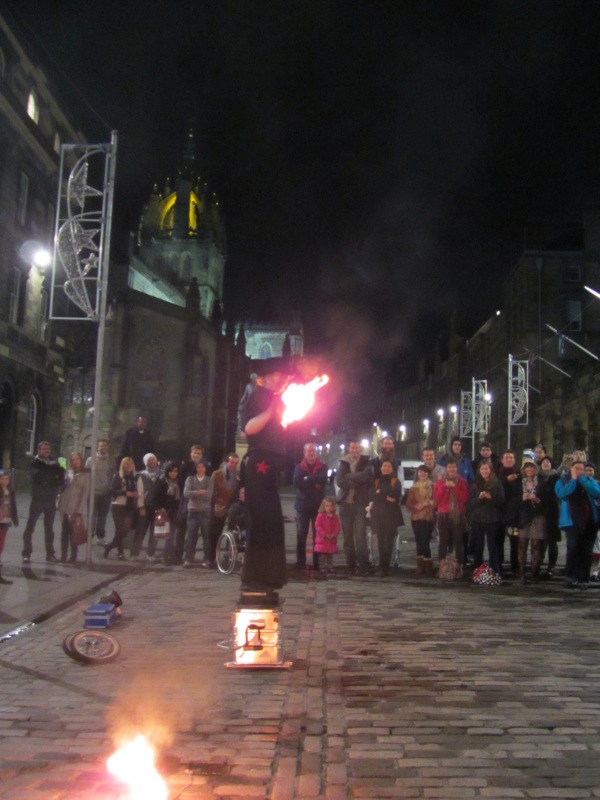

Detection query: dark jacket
xmin=153 ymin=478 xmax=181 ymax=522
xmin=369 ymin=475 xmax=404 ymax=528
xmin=118 ymin=427 xmax=155 ymax=472
xmin=30 ymin=456 xmax=64 ymax=503
xmin=499 ymin=466 xmax=521 ymax=526
xmin=293 ymin=458 xmax=328 ymax=514
xmin=468 ymin=477 xmax=505 ymax=524
xmin=335 ymin=455 xmax=372 ymax=506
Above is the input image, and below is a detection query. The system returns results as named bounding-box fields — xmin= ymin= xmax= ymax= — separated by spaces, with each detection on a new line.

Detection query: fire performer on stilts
xmin=240 ymin=358 xmax=291 ymax=600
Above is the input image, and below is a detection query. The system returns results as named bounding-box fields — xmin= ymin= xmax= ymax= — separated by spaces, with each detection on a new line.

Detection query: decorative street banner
xmin=49 ymin=139 xmax=117 ymax=321
xmin=508 ymin=355 xmax=529 ymax=426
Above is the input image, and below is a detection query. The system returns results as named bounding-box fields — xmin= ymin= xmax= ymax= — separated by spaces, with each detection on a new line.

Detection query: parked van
xmin=399 ymin=460 xmax=422 ymax=497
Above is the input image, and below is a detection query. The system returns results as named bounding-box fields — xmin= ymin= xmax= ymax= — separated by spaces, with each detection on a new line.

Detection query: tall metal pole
xmin=507 ymin=354 xmax=512 ymax=449
xmin=86 ymin=131 xmax=118 ymax=567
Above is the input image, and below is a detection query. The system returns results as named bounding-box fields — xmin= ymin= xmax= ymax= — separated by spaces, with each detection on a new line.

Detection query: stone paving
xmin=0 ymin=495 xmax=599 ymax=798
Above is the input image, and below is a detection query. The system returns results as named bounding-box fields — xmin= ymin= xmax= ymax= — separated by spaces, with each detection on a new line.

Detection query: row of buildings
xmin=316 ymin=213 xmax=600 ymax=468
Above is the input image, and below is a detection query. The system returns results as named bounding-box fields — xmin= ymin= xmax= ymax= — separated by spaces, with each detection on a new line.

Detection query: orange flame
xmin=281 ymin=374 xmax=329 ymax=428
xmin=107 ymin=734 xmax=168 ymax=800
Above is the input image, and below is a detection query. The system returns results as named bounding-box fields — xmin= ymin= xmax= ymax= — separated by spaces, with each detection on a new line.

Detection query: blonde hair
xmin=118 ymin=457 xmax=135 ymax=478
xmin=318 ymin=496 xmax=337 ymax=514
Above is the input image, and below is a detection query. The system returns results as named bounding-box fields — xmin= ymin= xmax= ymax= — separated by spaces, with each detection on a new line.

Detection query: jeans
xmin=22 ymin=497 xmax=57 ymax=558
xmin=339 ymin=503 xmax=368 ymax=571
xmin=411 ymin=519 xmax=433 ymax=558
xmin=185 ymin=511 xmax=210 ymax=562
xmin=91 ymin=492 xmax=111 ymax=540
xmin=295 ymin=509 xmax=319 ymax=569
xmin=470 ymin=522 xmax=503 ymax=574
xmin=437 ymin=514 xmax=465 ymax=565
xmin=564 ymin=524 xmax=596 ymax=584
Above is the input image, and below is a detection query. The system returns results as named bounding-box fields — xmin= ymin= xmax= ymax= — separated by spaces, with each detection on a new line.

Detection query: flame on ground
xmin=107 ymin=734 xmax=168 ymax=800
xmin=281 ymin=374 xmax=329 ymax=428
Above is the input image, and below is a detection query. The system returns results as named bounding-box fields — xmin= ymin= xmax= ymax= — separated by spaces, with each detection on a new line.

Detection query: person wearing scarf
xmin=517 ymin=458 xmax=549 ymax=584
xmin=405 ymin=464 xmax=435 ymax=573
xmin=434 ymin=457 xmax=469 ymax=570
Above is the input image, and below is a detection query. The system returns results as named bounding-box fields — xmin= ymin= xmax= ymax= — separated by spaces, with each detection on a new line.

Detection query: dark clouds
xmin=10 ymin=0 xmax=600 ymax=388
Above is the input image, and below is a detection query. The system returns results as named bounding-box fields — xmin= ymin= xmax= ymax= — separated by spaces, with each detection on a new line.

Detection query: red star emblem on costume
xmin=255 ymin=460 xmax=269 ymax=474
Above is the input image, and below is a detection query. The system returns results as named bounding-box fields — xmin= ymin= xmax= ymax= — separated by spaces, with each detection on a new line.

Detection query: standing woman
xmin=58 ymin=452 xmax=90 ymax=563
xmin=517 ymin=458 xmax=549 ymax=584
xmin=468 ymin=461 xmax=505 ymax=574
xmin=405 ymin=464 xmax=435 ymax=573
xmin=152 ymin=461 xmax=181 ymax=565
xmin=105 ymin=457 xmax=138 ymax=560
xmin=368 ymin=459 xmax=403 ymax=577
xmin=0 ymin=471 xmax=18 ymax=568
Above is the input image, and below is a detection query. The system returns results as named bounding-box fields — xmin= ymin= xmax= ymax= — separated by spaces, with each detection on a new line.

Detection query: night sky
xmin=8 ymin=0 xmax=600 ymax=397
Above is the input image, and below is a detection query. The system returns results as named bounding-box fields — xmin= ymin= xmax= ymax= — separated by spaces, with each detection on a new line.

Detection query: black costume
xmin=240 ymin=384 xmax=287 ymax=592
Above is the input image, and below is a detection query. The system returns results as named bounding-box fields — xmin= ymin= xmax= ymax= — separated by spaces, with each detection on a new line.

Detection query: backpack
xmin=437 ymin=555 xmax=462 ymax=580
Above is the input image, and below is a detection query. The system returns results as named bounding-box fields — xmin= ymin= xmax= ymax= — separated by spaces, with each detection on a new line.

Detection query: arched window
xmin=53 ymin=131 xmax=60 ymax=154
xmin=27 ymin=89 xmax=39 ymax=124
xmin=25 ymin=394 xmax=38 ymax=455
xmin=259 ymin=342 xmax=273 ymax=359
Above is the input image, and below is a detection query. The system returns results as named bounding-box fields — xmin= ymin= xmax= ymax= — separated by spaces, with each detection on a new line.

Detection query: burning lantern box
xmin=84 ymin=603 xmax=118 ymax=629
xmin=226 ymin=605 xmax=291 ymax=668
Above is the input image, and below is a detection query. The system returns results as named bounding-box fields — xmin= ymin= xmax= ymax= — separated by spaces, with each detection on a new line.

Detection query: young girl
xmin=0 ymin=471 xmax=18 ymax=568
xmin=314 ymin=497 xmax=340 ymax=574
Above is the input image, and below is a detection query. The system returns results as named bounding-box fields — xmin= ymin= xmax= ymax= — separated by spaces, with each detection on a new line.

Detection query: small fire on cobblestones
xmin=107 ymin=734 xmax=168 ymax=800
xmin=281 ymin=374 xmax=329 ymax=427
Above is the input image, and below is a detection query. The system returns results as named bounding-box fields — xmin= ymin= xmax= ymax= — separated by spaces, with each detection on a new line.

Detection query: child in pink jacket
xmin=314 ymin=497 xmax=341 ymax=574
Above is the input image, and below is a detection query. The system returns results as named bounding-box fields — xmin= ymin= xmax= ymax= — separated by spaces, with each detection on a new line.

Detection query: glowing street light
xmin=19 ymin=240 xmax=51 ymax=270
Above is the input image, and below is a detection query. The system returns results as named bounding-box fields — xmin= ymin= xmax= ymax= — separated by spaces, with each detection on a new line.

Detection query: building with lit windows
xmin=0 ymin=9 xmax=85 ymax=470
xmin=379 ymin=210 xmax=600 ymax=463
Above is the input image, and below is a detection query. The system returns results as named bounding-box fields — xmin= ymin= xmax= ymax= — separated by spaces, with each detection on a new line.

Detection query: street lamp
xmin=20 ymin=240 xmax=51 ymax=270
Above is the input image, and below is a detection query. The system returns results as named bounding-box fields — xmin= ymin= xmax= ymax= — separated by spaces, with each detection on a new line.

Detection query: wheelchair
xmin=216 ymin=525 xmax=246 ymax=575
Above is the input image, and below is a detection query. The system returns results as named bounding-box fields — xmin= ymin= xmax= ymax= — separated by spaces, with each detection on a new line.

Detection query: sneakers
xmin=201 ymin=560 xmax=216 ymax=569
xmin=22 ymin=556 xmax=31 ymax=565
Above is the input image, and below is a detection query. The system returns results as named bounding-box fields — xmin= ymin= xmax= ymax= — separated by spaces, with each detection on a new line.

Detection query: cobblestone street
xmin=0 ymin=494 xmax=599 ymax=798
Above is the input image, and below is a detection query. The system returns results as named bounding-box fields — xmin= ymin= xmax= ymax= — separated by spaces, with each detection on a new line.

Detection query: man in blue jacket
xmin=555 ymin=459 xmax=600 ymax=588
xmin=293 ymin=443 xmax=327 ymax=571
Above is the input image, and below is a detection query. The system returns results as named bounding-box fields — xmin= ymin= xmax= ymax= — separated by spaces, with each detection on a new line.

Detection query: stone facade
xmin=0 ymin=9 xmax=85 ymax=471
xmin=378 ymin=211 xmax=600 ymax=464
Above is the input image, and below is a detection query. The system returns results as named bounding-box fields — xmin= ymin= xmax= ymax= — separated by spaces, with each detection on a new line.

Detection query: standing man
xmin=205 ymin=452 xmax=240 ymax=569
xmin=422 ymin=447 xmax=446 ymax=483
xmin=335 ymin=440 xmax=373 ymax=576
xmin=293 ymin=443 xmax=327 ymax=570
xmin=240 ymin=357 xmax=290 ymax=596
xmin=439 ymin=437 xmax=474 ymax=484
xmin=21 ymin=441 xmax=65 ymax=564
xmin=371 ymin=435 xmax=399 ymax=480
xmin=132 ymin=453 xmax=161 ymax=560
xmin=118 ymin=415 xmax=155 ymax=472
xmin=86 ymin=438 xmax=113 ymax=545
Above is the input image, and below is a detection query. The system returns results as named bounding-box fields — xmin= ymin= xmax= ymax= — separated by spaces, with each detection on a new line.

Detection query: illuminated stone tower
xmin=131 ymin=129 xmax=226 ymax=320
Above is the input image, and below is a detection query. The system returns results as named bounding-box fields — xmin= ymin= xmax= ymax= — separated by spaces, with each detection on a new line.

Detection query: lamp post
xmin=49 ymin=132 xmax=118 ymax=568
